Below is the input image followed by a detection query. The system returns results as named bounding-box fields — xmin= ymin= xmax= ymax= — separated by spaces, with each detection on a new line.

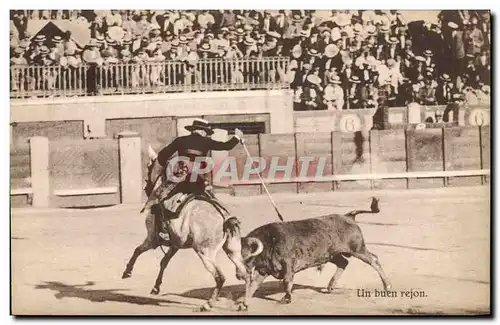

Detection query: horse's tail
xmin=223 ymin=217 xmax=242 ymax=238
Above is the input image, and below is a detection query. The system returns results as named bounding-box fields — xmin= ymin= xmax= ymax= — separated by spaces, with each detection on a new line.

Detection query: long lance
xmin=240 ymin=140 xmax=284 ymax=222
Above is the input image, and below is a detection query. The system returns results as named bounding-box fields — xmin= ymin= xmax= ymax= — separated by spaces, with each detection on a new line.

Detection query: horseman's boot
xmin=156 ymin=203 xmax=171 ymax=243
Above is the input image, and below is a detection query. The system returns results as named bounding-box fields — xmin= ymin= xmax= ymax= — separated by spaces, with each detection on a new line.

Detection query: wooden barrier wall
xmin=49 ymin=139 xmax=120 ymax=207
xmin=10 ymin=142 xmax=31 ymax=207
xmin=222 ymin=126 xmax=490 ymax=195
xmin=10 ymin=126 xmax=490 ymax=207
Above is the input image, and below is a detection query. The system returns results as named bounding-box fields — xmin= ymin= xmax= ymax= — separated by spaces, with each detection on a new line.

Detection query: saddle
xmin=152 ymin=190 xmax=233 ymax=238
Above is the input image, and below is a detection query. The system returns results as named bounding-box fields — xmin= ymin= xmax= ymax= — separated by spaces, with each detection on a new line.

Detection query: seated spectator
xmin=302 ymin=74 xmax=323 ymax=110
xmin=346 ymin=75 xmax=362 ymax=109
xmin=359 ymin=81 xmax=378 ymax=108
xmin=419 ymin=73 xmax=438 ymax=105
xmin=323 ymin=74 xmax=344 ymax=110
xmin=9 ymin=9 xmax=491 ymax=107
xmin=396 ymin=77 xmax=413 ymax=106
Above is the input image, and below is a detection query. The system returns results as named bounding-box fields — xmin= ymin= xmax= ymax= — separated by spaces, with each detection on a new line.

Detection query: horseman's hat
xmin=185 ymin=118 xmax=214 ymax=135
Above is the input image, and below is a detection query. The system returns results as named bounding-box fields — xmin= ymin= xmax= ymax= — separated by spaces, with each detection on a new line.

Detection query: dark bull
xmin=237 ymin=197 xmax=392 ymax=307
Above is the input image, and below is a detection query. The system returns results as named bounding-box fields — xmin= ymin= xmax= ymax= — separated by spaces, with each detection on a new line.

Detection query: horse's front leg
xmin=122 ymin=208 xmax=157 ymax=279
xmin=151 ymin=247 xmax=179 ymax=295
xmin=122 ymin=238 xmax=157 ymax=279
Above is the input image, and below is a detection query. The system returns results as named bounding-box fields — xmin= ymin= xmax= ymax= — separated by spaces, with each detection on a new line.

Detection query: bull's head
xmin=236 ymin=237 xmax=264 ymax=280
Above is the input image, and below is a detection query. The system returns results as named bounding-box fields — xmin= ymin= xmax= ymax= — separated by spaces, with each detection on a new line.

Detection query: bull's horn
xmin=148 ymin=144 xmax=158 ymax=160
xmin=246 ymin=237 xmax=264 ymax=258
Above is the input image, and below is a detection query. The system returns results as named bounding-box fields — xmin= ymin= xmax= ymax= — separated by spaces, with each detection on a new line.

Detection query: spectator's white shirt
xmin=106 ymin=12 xmax=122 ymax=27
xmin=198 ymin=13 xmax=215 ymax=29
xmin=122 ymin=18 xmax=137 ymax=37
xmin=174 ymin=17 xmax=193 ymax=35
xmin=324 ymin=84 xmax=344 ymax=103
xmin=387 ymin=65 xmax=404 ymax=92
xmin=376 ymin=64 xmax=390 ymax=85
xmin=214 ymin=38 xmax=230 ymax=50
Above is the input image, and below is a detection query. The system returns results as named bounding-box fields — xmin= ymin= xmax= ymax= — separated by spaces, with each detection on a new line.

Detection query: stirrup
xmin=158 ymin=232 xmax=170 ymax=241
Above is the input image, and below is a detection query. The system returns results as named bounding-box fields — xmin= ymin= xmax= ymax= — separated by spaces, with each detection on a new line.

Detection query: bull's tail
xmin=223 ymin=217 xmax=242 ymax=238
xmin=344 ymin=197 xmax=380 ymax=221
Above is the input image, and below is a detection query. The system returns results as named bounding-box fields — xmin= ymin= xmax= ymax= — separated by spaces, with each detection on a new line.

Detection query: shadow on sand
xmin=168 ymin=281 xmax=342 ymax=303
xmin=34 ymin=281 xmax=196 ymax=309
xmin=35 ymin=280 xmax=351 ymax=311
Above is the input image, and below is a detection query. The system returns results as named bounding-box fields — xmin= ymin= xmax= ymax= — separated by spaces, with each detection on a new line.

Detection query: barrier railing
xmin=10 ymin=57 xmax=290 ymax=98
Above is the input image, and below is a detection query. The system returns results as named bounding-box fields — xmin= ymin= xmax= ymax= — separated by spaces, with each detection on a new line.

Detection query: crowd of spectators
xmin=10 ymin=10 xmax=491 ymax=108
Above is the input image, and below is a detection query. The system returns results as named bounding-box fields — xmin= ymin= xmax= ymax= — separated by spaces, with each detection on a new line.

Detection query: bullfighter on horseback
xmin=144 ymin=118 xmax=244 ymax=242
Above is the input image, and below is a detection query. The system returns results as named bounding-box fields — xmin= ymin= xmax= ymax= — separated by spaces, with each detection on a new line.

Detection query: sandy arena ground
xmin=11 ymin=186 xmax=490 ymax=316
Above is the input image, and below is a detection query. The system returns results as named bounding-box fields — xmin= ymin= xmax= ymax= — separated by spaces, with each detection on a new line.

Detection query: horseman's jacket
xmin=157 ymin=133 xmax=240 ymax=166
xmin=145 ymin=133 xmax=240 ymax=199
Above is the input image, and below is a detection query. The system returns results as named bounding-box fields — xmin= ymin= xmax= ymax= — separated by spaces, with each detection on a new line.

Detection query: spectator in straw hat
xmin=292 ymin=62 xmax=312 ymax=89
xmin=262 ymin=31 xmax=280 ymax=55
xmin=120 ymin=49 xmax=132 ymax=63
xmin=225 ymin=39 xmax=244 ymax=58
xmin=316 ymin=27 xmax=332 ymax=51
xmin=304 ymin=47 xmax=321 ymax=67
xmin=347 ymin=75 xmax=362 ymax=108
xmin=33 ymin=46 xmax=53 ymax=66
xmin=436 ymin=73 xmax=455 ymax=104
xmin=10 ymin=47 xmax=27 ymax=66
xmin=243 ymin=35 xmax=258 ymax=58
xmin=323 ymin=74 xmax=344 ymax=110
xmin=82 ymin=39 xmax=102 ymax=64
xmin=51 ymin=35 xmax=65 ymax=55
xmin=198 ymin=42 xmax=212 ymax=58
xmin=338 ymin=56 xmax=353 ymax=86
xmin=320 ymin=44 xmax=342 ymax=75
xmin=382 ymin=36 xmax=400 ymax=61
xmin=408 ymin=55 xmax=426 ymax=82
xmin=283 ymin=14 xmax=303 ymax=39
xmin=302 ymin=74 xmax=323 ymax=110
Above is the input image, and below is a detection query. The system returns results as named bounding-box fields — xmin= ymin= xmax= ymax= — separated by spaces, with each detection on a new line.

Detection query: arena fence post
xmin=118 ymin=131 xmax=142 ymax=204
xmin=29 ymin=136 xmax=50 ymax=208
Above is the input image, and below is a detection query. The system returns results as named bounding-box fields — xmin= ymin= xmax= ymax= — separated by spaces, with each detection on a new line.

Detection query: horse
xmin=121 ymin=146 xmax=251 ymax=311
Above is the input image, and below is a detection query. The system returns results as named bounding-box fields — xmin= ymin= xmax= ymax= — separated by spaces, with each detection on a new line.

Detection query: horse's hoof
xmin=122 ymin=271 xmax=132 ymax=279
xmin=384 ymin=284 xmax=392 ymax=291
xmin=326 ymin=287 xmax=335 ymax=294
xmin=279 ymin=296 xmax=292 ymax=304
xmin=150 ymin=287 xmax=160 ymax=295
xmin=236 ymin=302 xmax=248 ymax=311
xmin=198 ymin=302 xmax=212 ymax=312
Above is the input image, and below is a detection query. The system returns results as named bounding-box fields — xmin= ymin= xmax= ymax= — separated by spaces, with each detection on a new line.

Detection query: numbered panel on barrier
xmin=338 ymin=113 xmax=362 ymax=133
xmin=466 ymin=107 xmax=490 ymax=127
